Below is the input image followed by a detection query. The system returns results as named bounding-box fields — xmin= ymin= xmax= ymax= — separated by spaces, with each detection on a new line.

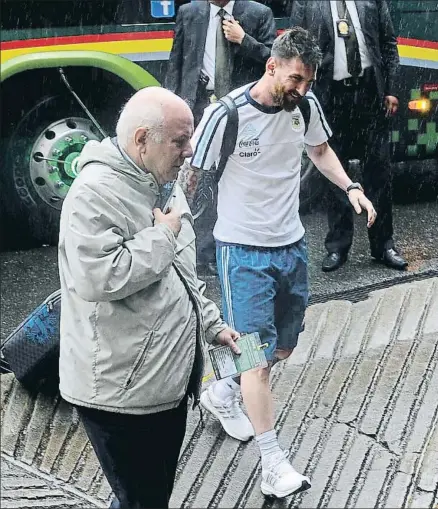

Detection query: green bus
xmin=1 ymin=0 xmax=437 ymax=247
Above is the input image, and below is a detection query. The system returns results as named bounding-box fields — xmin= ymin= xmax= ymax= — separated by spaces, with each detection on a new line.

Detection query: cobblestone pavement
xmin=1 ymin=454 xmax=101 ymax=508
xmin=1 ymin=278 xmax=438 ymax=508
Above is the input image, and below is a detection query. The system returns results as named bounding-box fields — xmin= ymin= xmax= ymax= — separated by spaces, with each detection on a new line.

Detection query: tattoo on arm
xmin=178 ymin=162 xmax=201 ymax=206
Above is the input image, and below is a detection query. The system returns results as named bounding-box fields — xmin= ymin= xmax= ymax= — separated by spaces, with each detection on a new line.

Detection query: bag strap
xmin=216 ymin=96 xmax=239 ymax=182
xmin=297 ymin=96 xmax=311 ymax=135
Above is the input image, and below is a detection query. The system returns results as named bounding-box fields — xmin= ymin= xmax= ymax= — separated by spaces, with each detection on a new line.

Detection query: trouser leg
xmin=192 ymin=87 xmax=217 ymax=266
xmin=195 ymin=191 xmax=217 ymax=266
xmin=76 ymin=398 xmax=188 ymax=509
xmin=324 ymin=180 xmax=355 ymax=254
xmin=362 ymin=116 xmax=394 ymax=256
xmin=324 ymin=135 xmax=354 ymax=255
xmin=320 ymin=88 xmax=355 ymax=255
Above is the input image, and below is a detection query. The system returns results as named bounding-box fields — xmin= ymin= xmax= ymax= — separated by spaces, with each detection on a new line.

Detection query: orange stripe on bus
xmin=0 ymin=31 xmax=173 ymax=51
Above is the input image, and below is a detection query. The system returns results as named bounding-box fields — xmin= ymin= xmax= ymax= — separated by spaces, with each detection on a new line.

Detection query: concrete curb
xmin=1 ymin=278 xmax=438 ymax=508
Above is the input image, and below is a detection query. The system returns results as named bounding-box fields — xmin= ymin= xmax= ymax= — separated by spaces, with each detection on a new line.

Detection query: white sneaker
xmin=261 ymin=451 xmax=311 ymax=498
xmin=200 ymin=385 xmax=254 ymax=441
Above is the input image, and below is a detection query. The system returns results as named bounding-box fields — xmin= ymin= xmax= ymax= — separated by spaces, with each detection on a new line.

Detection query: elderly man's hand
xmin=216 ymin=327 xmax=241 ymax=354
xmin=348 ymin=190 xmax=377 ymax=228
xmin=153 ymin=208 xmax=182 ymax=237
xmin=223 ymin=18 xmax=245 ymax=44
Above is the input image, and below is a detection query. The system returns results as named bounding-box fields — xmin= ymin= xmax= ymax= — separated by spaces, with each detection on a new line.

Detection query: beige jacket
xmin=58 ymin=138 xmax=226 ymax=414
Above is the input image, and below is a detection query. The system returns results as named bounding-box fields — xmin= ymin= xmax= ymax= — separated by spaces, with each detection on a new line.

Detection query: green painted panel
xmin=426 ymin=122 xmax=437 ymax=134
xmin=410 ymin=89 xmax=421 ymax=100
xmin=417 ymin=132 xmax=437 ymax=147
xmin=430 ymin=92 xmax=438 ymax=100
xmin=391 ymin=131 xmax=400 ymax=143
xmin=408 ymin=119 xmax=419 ymax=131
xmin=407 ymin=145 xmax=418 ymax=156
xmin=1 ymin=51 xmax=160 ymax=89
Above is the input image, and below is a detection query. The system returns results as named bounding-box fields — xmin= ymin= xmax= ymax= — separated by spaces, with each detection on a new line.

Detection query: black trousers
xmin=317 ymin=71 xmax=394 ymax=257
xmin=76 ymin=398 xmax=188 ymax=509
xmin=192 ymin=82 xmax=218 ymax=265
xmin=195 ymin=191 xmax=218 ymax=266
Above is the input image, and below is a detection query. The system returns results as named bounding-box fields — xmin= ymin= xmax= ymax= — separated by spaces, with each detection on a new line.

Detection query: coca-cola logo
xmin=238 ymin=138 xmax=260 ymax=149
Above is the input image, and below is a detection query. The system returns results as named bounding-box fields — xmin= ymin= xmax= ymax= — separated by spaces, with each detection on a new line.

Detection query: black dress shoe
xmin=322 ymin=252 xmax=348 ymax=272
xmin=197 ymin=262 xmax=218 ymax=276
xmin=374 ymin=248 xmax=408 ymax=270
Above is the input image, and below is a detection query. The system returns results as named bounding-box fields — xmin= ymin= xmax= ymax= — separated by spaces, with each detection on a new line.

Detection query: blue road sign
xmin=150 ymin=0 xmax=175 ymax=18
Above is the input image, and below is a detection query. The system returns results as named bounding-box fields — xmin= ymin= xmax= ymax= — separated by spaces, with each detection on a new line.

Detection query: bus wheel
xmin=300 ymin=155 xmax=324 ymax=213
xmin=2 ymin=95 xmax=101 ymax=248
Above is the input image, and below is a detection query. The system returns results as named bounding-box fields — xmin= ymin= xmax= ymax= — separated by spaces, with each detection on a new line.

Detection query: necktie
xmin=336 ymin=0 xmax=362 ymax=78
xmin=214 ymin=8 xmax=233 ymax=99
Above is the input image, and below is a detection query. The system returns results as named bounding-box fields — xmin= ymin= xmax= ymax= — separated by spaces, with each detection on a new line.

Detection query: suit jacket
xmin=289 ymin=0 xmax=400 ymax=104
xmin=165 ymin=0 xmax=276 ymax=108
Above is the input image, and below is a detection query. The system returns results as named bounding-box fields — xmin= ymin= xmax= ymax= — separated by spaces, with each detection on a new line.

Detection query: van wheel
xmin=2 ymin=95 xmax=101 ymax=248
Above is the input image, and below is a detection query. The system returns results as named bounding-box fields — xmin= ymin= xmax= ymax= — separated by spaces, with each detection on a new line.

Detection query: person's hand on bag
xmin=215 ymin=327 xmax=241 ymax=354
xmin=153 ymin=208 xmax=182 ymax=238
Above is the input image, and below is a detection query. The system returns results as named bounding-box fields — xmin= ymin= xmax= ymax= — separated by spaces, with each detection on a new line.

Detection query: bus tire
xmin=2 ymin=95 xmax=101 ymax=249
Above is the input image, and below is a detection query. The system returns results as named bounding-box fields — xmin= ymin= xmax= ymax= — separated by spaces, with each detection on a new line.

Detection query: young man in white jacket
xmin=58 ymin=87 xmax=240 ymax=509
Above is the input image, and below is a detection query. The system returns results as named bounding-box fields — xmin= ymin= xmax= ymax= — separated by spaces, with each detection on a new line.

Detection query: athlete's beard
xmin=271 ymin=83 xmax=302 ymax=112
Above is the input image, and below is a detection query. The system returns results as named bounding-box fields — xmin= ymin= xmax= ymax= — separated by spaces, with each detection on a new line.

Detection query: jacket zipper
xmin=124 ymin=332 xmax=154 ymax=389
xmin=172 ymin=263 xmax=205 ymax=406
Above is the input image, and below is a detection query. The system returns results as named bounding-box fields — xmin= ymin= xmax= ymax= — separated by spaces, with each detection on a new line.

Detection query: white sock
xmin=211 ymin=377 xmax=240 ymax=401
xmin=256 ymin=429 xmax=283 ymax=467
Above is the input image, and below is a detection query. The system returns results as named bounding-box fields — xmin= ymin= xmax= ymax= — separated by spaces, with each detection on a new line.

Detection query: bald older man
xmin=58 ymin=87 xmax=241 ymax=509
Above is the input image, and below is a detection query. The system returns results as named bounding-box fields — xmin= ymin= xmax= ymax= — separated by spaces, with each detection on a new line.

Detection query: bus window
xmin=0 ymin=0 xmax=190 ymax=30
xmin=0 ymin=0 xmax=123 ymax=29
xmin=389 ymin=0 xmax=438 ymax=41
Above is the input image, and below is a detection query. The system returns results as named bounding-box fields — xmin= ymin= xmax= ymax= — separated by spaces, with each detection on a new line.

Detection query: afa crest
xmin=291 ymin=116 xmax=301 ymax=131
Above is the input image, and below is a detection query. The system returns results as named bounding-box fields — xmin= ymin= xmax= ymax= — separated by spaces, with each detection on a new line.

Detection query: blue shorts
xmin=216 ymin=238 xmax=309 ymax=362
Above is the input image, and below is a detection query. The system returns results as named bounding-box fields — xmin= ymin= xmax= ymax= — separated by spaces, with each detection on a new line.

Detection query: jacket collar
xmin=231 ymin=0 xmax=245 ymax=20
xmin=209 ymin=1 xmax=235 ymax=18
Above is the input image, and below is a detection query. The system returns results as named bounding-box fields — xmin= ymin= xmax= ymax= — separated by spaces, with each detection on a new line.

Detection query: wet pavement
xmin=1 ymin=200 xmax=438 ymax=508
xmin=1 ymin=277 xmax=437 ymax=508
xmin=1 ymin=201 xmax=438 ymax=342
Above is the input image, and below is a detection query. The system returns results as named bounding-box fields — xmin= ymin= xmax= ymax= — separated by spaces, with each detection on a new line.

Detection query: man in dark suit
xmin=290 ymin=0 xmax=408 ymax=272
xmin=165 ymin=0 xmax=276 ymax=274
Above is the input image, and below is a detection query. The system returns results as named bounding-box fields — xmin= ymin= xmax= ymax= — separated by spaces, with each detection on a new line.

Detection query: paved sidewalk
xmin=1 ymin=278 xmax=438 ymax=508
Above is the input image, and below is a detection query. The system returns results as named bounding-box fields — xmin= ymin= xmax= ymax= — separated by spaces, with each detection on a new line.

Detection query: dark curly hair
xmin=271 ymin=27 xmax=322 ymax=70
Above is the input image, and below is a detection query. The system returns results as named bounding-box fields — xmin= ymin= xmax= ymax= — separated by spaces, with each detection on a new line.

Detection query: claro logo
xmin=239 ymin=147 xmax=261 ymax=157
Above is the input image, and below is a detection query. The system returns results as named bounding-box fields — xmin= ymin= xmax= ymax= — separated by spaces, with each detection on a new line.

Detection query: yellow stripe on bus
xmin=398 ymin=45 xmax=438 ymax=62
xmin=0 ymin=38 xmax=173 ymax=64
